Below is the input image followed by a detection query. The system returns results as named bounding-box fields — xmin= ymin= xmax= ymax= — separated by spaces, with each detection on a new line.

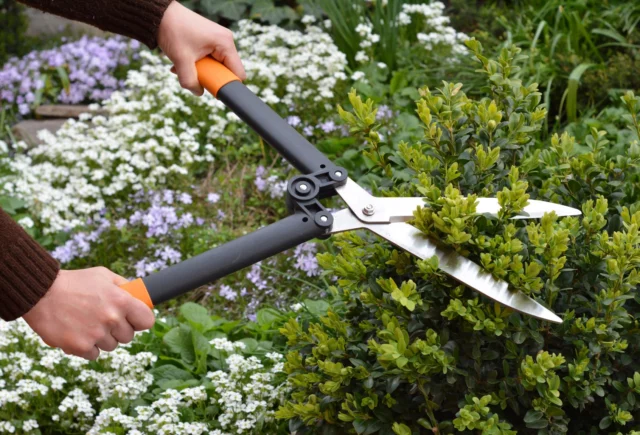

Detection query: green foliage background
xmin=0 ymin=0 xmax=28 ymax=65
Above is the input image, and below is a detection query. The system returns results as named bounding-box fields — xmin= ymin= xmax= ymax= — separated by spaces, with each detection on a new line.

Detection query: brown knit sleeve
xmin=16 ymin=0 xmax=174 ymax=49
xmin=0 ymin=208 xmax=60 ymax=321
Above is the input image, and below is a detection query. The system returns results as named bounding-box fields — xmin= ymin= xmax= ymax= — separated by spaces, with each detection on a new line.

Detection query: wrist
xmin=158 ymin=1 xmax=183 ymax=51
xmin=23 ymin=270 xmax=64 ymax=324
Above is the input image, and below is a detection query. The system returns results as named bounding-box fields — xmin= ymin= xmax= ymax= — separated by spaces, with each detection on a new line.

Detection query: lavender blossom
xmin=219 ymin=285 xmax=239 ymax=301
xmin=207 ymin=192 xmax=221 ymax=204
xmin=0 ymin=36 xmax=141 ymax=117
xmin=376 ymin=104 xmax=395 ymax=120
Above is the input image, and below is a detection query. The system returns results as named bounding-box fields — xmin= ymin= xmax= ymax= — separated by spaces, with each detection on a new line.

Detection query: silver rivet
xmin=335 ymin=171 xmax=343 ymax=177
xmin=362 ymin=204 xmax=375 ymax=216
xmin=320 ymin=215 xmax=328 ymax=222
xmin=299 ymin=183 xmax=308 ymax=191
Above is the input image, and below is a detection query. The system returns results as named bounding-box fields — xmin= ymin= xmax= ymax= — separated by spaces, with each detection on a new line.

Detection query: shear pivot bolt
xmin=362 ymin=204 xmax=375 ymax=216
xmin=299 ymin=183 xmax=308 ymax=191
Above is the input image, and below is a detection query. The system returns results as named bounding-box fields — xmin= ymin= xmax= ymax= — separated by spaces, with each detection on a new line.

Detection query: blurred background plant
xmin=0 ymin=0 xmax=29 ymax=65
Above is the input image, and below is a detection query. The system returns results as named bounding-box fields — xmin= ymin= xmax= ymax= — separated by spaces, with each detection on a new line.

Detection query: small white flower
xmin=17 ymin=217 xmax=34 ymax=229
xmin=301 ymin=15 xmax=316 ymax=24
xmin=351 ymin=71 xmax=367 ymax=82
xmin=355 ymin=51 xmax=369 ymax=63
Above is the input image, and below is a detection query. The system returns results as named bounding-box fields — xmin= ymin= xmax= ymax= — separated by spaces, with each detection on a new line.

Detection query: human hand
xmin=157 ymin=1 xmax=247 ymax=96
xmin=22 ymin=268 xmax=156 ymax=360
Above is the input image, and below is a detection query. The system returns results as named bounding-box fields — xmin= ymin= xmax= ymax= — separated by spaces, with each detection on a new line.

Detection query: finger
xmin=174 ymin=59 xmax=204 ymax=96
xmin=170 ymin=65 xmax=177 ymax=74
xmin=111 ymin=321 xmax=135 ymax=344
xmin=110 ymin=273 xmax=129 ymax=287
xmin=125 ymin=298 xmax=156 ymax=331
xmin=213 ymin=46 xmax=246 ymax=81
xmin=72 ymin=345 xmax=100 ymax=361
xmin=96 ymin=334 xmax=118 ymax=352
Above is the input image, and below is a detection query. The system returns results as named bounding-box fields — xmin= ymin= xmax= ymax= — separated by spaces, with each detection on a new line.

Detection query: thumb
xmin=174 ymin=58 xmax=204 ymax=96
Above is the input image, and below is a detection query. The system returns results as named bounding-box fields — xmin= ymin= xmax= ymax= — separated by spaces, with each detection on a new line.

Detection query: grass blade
xmin=566 ymin=62 xmax=595 ymax=122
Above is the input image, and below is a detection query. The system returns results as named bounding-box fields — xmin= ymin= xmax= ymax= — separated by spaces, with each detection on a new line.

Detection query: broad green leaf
xmin=256 ymin=308 xmax=283 ymax=327
xmin=163 ymin=325 xmax=195 ymax=364
xmin=150 ymin=364 xmax=194 ymax=382
xmin=180 ymin=302 xmax=214 ymax=331
xmin=304 ymin=299 xmax=331 ymax=316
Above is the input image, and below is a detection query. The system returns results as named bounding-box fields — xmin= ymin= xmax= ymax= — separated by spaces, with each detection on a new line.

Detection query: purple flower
xmin=163 ymin=190 xmax=175 ymax=204
xmin=0 ymin=35 xmax=141 ymax=117
xmin=255 ymin=177 xmax=267 ymax=192
xmin=179 ymin=193 xmax=192 ymax=204
xmin=303 ymin=125 xmax=314 ymax=136
xmin=156 ymin=246 xmax=182 ymax=264
xmin=207 ymin=192 xmax=221 ymax=204
xmin=196 ymin=217 xmax=205 ymax=225
xmin=246 ymin=263 xmax=267 ymax=290
xmin=293 ymin=243 xmax=320 ymax=277
xmin=51 ymin=242 xmax=78 ymax=263
xmin=376 ymin=104 xmax=394 ymax=120
xmin=219 ymin=285 xmax=238 ymax=301
xmin=287 ymin=116 xmax=301 ymax=127
xmin=115 ymin=218 xmax=127 ymax=230
xmin=319 ymin=120 xmax=337 ymax=133
xmin=217 ymin=210 xmax=226 ymax=220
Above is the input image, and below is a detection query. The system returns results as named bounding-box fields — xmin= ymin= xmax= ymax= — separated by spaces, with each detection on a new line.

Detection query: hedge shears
xmin=120 ymin=58 xmax=581 ymax=324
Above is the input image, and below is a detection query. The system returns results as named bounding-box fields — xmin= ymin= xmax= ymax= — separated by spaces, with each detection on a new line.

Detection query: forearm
xmin=16 ymin=0 xmax=174 ymax=48
xmin=0 ymin=208 xmax=59 ymax=321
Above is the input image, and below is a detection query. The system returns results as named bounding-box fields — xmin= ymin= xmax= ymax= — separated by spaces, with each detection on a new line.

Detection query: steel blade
xmin=378 ymin=197 xmax=581 ymax=222
xmin=330 ymin=209 xmax=562 ymax=323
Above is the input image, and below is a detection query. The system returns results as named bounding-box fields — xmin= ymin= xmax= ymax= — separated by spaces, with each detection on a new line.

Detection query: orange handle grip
xmin=196 ymin=57 xmax=241 ymax=97
xmin=120 ymin=278 xmax=154 ymax=309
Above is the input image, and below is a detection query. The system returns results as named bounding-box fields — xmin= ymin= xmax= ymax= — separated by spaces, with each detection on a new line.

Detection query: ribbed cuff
xmin=0 ymin=221 xmax=60 ymax=321
xmin=105 ymin=0 xmax=175 ymax=49
xmin=16 ymin=0 xmax=174 ymax=49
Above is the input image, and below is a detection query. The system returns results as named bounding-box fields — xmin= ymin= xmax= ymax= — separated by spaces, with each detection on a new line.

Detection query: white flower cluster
xmin=235 ymin=19 xmax=347 ymax=106
xmin=0 ymin=318 xmax=156 ymax=433
xmin=352 ymin=1 xmax=468 ymax=68
xmin=86 ymin=339 xmax=288 ymax=435
xmin=354 ymin=21 xmax=381 ymax=64
xmin=1 ymin=317 xmax=288 ymax=434
xmin=205 ymin=348 xmax=288 ymax=433
xmin=1 ymin=20 xmax=346 ymax=233
xmin=400 ymin=2 xmax=469 ymax=55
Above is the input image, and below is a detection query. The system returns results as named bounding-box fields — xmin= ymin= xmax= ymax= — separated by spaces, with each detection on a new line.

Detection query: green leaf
xmin=56 ymin=67 xmax=71 ymax=94
xmin=202 ymin=0 xmax=249 ymax=20
xmin=251 ymin=0 xmax=297 ymax=24
xmin=0 ymin=196 xmax=25 ymax=214
xmin=192 ymin=329 xmax=210 ymax=374
xmin=304 ymin=299 xmax=331 ymax=316
xmin=524 ymin=410 xmax=544 ymax=423
xmin=353 ymin=419 xmax=368 ymax=434
xmin=150 ymin=364 xmax=194 ymax=383
xmin=566 ymin=63 xmax=595 ymax=122
xmin=180 ymin=303 xmax=214 ymax=331
xmin=599 ymin=416 xmax=612 ymax=430
xmin=526 ymin=419 xmax=549 ymax=429
xmin=256 ymin=308 xmax=282 ymax=328
xmin=390 ymin=70 xmax=408 ymax=95
xmin=163 ymin=325 xmax=195 ymax=364
xmin=239 ymin=338 xmax=259 ymax=353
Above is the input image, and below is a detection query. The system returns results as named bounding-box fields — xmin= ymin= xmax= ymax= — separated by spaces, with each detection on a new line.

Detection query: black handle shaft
xmin=217 ymin=81 xmax=335 ymax=174
xmin=142 ymin=213 xmax=327 ymax=305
